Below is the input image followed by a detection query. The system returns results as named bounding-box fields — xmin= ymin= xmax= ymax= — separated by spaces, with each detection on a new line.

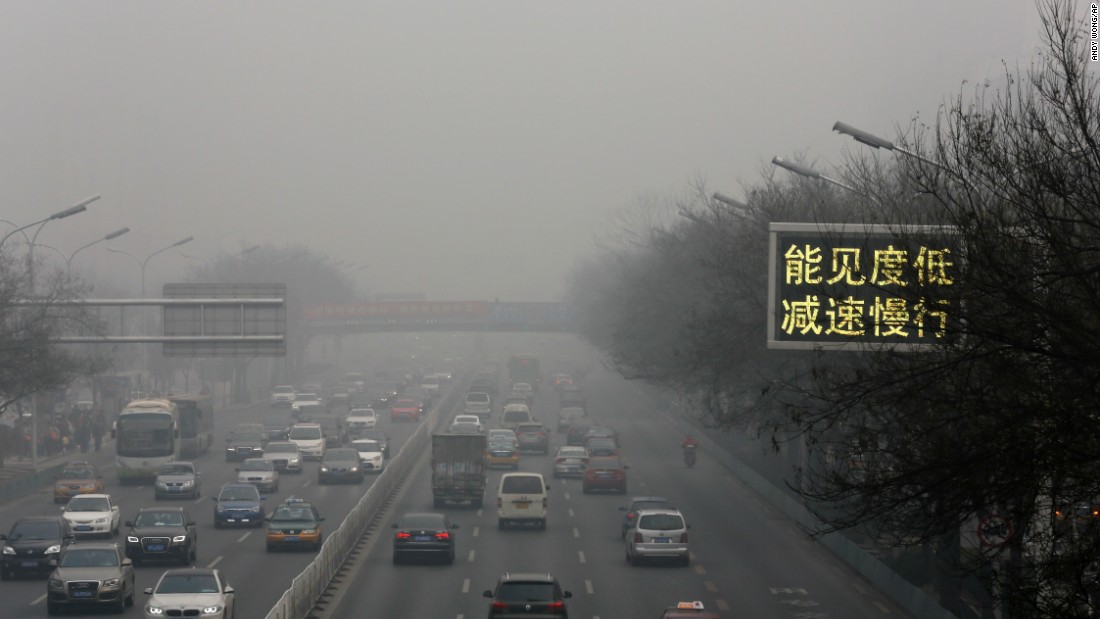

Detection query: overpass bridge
xmin=302 ymin=300 xmax=576 ymax=334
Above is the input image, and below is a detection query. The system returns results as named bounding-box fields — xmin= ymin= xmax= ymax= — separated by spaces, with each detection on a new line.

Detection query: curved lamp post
xmin=772 ymin=157 xmax=864 ymax=196
xmin=832 ymin=122 xmax=948 ymax=171
xmin=0 ymin=194 xmax=99 ymax=251
xmin=67 ymin=227 xmax=130 ymax=270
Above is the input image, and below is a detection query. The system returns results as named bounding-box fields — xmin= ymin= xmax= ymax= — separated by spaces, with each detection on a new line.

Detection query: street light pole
xmin=772 ymin=157 xmax=866 ymax=196
xmin=67 ymin=227 xmax=130 ymax=271
xmin=832 ymin=121 xmax=950 ymax=172
xmin=0 ymin=194 xmax=100 ymax=251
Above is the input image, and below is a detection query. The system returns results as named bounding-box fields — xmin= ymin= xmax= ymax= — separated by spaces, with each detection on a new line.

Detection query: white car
xmin=452 ymin=414 xmax=484 ymax=433
xmin=345 ymin=408 xmax=378 ymax=436
xmin=144 ymin=568 xmax=235 ymax=619
xmin=511 ymin=382 xmax=534 ymax=397
xmin=62 ymin=493 xmax=121 ymax=537
xmin=487 ymin=428 xmax=518 ymax=447
xmin=288 ymin=423 xmax=326 ymax=460
xmin=350 ymin=439 xmax=385 ymax=473
xmin=269 ymin=385 xmax=296 ymax=407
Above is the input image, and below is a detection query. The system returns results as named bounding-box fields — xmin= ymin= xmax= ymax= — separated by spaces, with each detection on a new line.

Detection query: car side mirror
xmin=545 ymin=484 xmax=551 ymax=490
xmin=187 ymin=521 xmax=196 ymax=527
xmin=144 ymin=587 xmax=154 ymax=595
xmin=260 ymin=496 xmax=266 ymax=501
xmin=124 ymin=521 xmax=134 ymax=528
xmin=225 ymin=586 xmax=235 ymax=595
xmin=482 ymin=591 xmax=494 ymax=598
xmin=211 ymin=497 xmax=218 ymax=502
xmin=122 ymin=558 xmax=132 ymax=567
xmin=563 ymin=591 xmax=573 ymax=599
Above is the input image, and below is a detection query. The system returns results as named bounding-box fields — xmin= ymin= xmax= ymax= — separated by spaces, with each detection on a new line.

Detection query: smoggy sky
xmin=0 ymin=1 xmax=1050 ymax=302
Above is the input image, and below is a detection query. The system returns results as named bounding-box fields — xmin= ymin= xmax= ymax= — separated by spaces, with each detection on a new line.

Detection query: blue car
xmin=212 ymin=483 xmax=265 ymax=528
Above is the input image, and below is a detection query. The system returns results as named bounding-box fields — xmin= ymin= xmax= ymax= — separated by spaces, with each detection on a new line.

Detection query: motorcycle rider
xmin=681 ymin=435 xmax=698 ymax=449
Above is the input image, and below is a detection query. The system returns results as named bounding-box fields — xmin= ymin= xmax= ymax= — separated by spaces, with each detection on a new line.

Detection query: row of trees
xmin=569 ymin=3 xmax=1099 ymax=617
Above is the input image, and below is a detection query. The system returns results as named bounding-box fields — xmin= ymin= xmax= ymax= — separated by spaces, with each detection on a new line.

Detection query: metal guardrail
xmin=263 ymin=384 xmax=458 ymax=619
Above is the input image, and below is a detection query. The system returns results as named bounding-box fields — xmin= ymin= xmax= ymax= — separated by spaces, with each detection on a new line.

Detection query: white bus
xmin=113 ymin=399 xmax=179 ymax=484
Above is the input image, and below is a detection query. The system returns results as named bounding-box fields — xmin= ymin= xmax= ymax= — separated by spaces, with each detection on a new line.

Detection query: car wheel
xmin=125 ymin=583 xmax=135 ymax=606
xmin=498 ymin=519 xmax=507 ymax=530
xmin=446 ymin=551 xmax=455 ymax=565
xmin=680 ymin=555 xmax=691 ymax=567
xmin=114 ymin=594 xmax=126 ymax=614
xmin=392 ymin=553 xmax=402 ymax=565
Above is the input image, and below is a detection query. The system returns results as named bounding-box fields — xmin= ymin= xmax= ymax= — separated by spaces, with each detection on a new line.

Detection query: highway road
xmin=0 ymin=334 xmax=915 ymax=618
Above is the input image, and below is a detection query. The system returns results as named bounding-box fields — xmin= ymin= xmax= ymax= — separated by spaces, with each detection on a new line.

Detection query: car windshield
xmin=273 ymin=386 xmax=294 ymax=394
xmin=135 ymin=511 xmax=185 ymax=527
xmin=60 ymin=467 xmax=95 ymax=480
xmin=466 ymin=393 xmax=489 ymax=404
xmin=265 ymin=443 xmax=296 ymax=453
xmin=289 ymin=426 xmax=322 ymax=440
xmin=158 ymin=464 xmax=193 ymax=476
xmin=231 ymin=432 xmax=263 ymax=443
xmin=497 ymin=582 xmax=556 ymax=602
xmin=631 ymin=500 xmax=669 ymax=512
xmin=348 ymin=409 xmax=374 ymax=417
xmin=240 ymin=460 xmax=272 ymax=471
xmin=639 ymin=514 xmax=684 ymax=530
xmin=218 ymin=486 xmax=259 ymax=501
xmin=325 ymin=450 xmax=357 ymax=462
xmin=272 ymin=506 xmax=314 ymax=521
xmin=353 ymin=440 xmax=381 ymax=451
xmin=67 ymin=496 xmax=110 ymax=511
xmin=60 ymin=549 xmax=118 ymax=568
xmin=398 ymin=514 xmax=445 ymax=529
xmin=156 ymin=574 xmax=220 ymax=594
xmin=502 ymin=476 xmax=544 ymax=494
xmin=489 ymin=440 xmax=515 ymax=450
xmin=10 ymin=521 xmax=61 ymax=540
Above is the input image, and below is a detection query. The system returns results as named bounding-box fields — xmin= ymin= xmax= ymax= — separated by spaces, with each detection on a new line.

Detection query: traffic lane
xmin=583 ymin=374 xmax=911 ymax=618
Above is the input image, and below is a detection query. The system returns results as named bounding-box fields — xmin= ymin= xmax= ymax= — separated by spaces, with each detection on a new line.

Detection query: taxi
xmin=265 ymin=498 xmax=325 ymax=551
xmin=660 ymin=601 xmax=722 ymax=619
xmin=52 ymin=461 xmax=104 ymax=504
xmin=486 ymin=439 xmax=520 ymax=468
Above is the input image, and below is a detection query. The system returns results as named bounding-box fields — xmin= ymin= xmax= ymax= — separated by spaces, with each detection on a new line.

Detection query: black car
xmin=262 ymin=417 xmax=290 ymax=442
xmin=0 ymin=516 xmax=73 ymax=580
xmin=124 ymin=507 xmax=198 ymax=566
xmin=392 ymin=512 xmax=458 ymax=564
xmin=225 ymin=431 xmax=265 ymax=462
xmin=318 ymin=448 xmax=364 ymax=484
xmin=483 ymin=572 xmax=572 ymax=618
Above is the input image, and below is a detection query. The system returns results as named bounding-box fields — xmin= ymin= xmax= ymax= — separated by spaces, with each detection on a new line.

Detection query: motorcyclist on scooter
xmin=681 ymin=435 xmax=698 ymax=449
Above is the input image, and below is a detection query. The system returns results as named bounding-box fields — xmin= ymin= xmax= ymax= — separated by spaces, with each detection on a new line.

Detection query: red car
xmin=582 ymin=457 xmax=628 ymax=494
xmin=390 ymin=399 xmax=422 ymax=422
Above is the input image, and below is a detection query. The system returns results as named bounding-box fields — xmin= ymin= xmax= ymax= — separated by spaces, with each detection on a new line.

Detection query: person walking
xmin=92 ymin=412 xmax=105 ymax=452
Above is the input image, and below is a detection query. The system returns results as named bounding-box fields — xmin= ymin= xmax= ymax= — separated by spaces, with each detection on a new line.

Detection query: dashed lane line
xmin=874 ymin=601 xmax=892 ymax=614
xmin=207 ymin=556 xmax=223 ymax=568
xmin=568 ymin=508 xmax=575 ymax=517
xmin=573 ymin=527 xmax=580 ymax=538
xmin=578 ymin=550 xmax=586 ymax=564
xmin=585 ymin=580 xmax=594 ymax=595
xmin=716 ymin=599 xmax=731 ymax=611
xmin=704 ymin=581 xmax=718 ymax=592
xmin=468 ymin=550 xmax=476 ymax=563
xmin=31 ymin=594 xmax=46 ymax=606
xmin=236 ymin=532 xmax=251 ymax=543
xmin=462 ymin=578 xmax=470 ymax=593
xmin=473 ymin=525 xmax=480 ymax=537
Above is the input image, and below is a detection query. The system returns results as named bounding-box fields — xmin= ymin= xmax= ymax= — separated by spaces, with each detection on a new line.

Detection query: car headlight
xmin=94 ymin=517 xmax=108 ymax=524
xmin=250 ymin=505 xmax=261 ymax=513
xmin=290 ymin=458 xmax=300 ymax=465
xmin=320 ymin=467 xmax=329 ymax=472
xmin=103 ymin=577 xmax=120 ymax=587
xmin=301 ymin=529 xmax=316 ymax=534
xmin=49 ymin=578 xmax=63 ymax=587
xmin=155 ymin=482 xmax=168 ymax=489
xmin=172 ymin=535 xmax=187 ymax=543
xmin=216 ymin=505 xmax=227 ymax=513
xmin=146 ymin=606 xmax=165 ymax=615
xmin=127 ymin=536 xmax=139 ymax=543
xmin=45 ymin=545 xmax=61 ymax=554
xmin=181 ymin=480 xmax=194 ymax=487
xmin=202 ymin=606 xmax=223 ymax=615
xmin=3 ymin=546 xmax=14 ymax=555
xmin=350 ymin=466 xmax=359 ymax=472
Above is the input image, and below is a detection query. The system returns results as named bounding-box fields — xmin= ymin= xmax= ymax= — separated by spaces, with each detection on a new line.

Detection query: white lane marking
xmin=852 ymin=582 xmax=867 ymax=594
xmin=473 ymin=526 xmax=480 ymax=537
xmin=716 ymin=599 xmax=730 ymax=611
xmin=564 ymin=492 xmax=570 ymax=500
xmin=462 ymin=578 xmax=470 ymax=593
xmin=568 ymin=508 xmax=575 ymax=517
xmin=874 ymin=601 xmax=891 ymax=613
xmin=303 ymin=480 xmax=311 ymax=487
xmin=704 ymin=581 xmax=717 ymax=592
xmin=236 ymin=532 xmax=251 ymax=543
xmin=693 ymin=564 xmax=706 ymax=575
xmin=207 ymin=556 xmax=223 ymax=568
xmin=573 ymin=527 xmax=579 ymax=538
xmin=585 ymin=580 xmax=594 ymax=595
xmin=477 ymin=509 xmax=483 ymax=516
xmin=31 ymin=593 xmax=46 ymax=606
xmin=578 ymin=551 xmax=586 ymax=564
xmin=468 ymin=550 xmax=476 ymax=562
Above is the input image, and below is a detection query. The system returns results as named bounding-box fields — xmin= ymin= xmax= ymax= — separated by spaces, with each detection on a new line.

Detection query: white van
xmin=497 ymin=472 xmax=549 ymax=530
xmin=464 ymin=391 xmax=492 ymax=421
xmin=501 ymin=403 xmax=534 ymax=430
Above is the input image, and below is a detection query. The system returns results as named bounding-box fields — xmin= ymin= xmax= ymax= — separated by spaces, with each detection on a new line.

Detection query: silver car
xmin=144 ymin=568 xmax=234 ymax=619
xmin=625 ymin=509 xmax=690 ymax=566
xmin=263 ymin=441 xmax=303 ymax=473
xmin=236 ymin=458 xmax=280 ymax=493
xmin=46 ymin=542 xmax=135 ymax=615
xmin=154 ymin=461 xmax=201 ymax=500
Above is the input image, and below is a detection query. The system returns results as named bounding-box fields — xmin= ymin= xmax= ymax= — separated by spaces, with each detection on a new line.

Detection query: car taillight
xmin=627 ymin=513 xmax=636 ymax=521
xmin=435 ymin=532 xmax=450 ymax=540
xmin=680 ymin=532 xmax=689 ymax=543
xmin=634 ymin=532 xmax=643 ymax=543
xmin=555 ymin=458 xmax=565 ymax=465
xmin=491 ymin=601 xmax=509 ymax=610
xmin=547 ymin=601 xmax=566 ymax=613
xmin=396 ymin=532 xmax=411 ymax=539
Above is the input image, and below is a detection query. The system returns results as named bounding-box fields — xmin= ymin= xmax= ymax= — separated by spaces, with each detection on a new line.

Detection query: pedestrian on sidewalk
xmin=92 ymin=412 xmax=105 ymax=452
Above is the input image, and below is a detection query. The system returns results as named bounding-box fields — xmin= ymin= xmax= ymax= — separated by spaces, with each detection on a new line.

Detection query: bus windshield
xmin=117 ymin=413 xmax=175 ymax=458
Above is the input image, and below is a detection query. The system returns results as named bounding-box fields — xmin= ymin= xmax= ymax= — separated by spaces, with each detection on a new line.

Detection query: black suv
xmin=225 ymin=431 xmax=265 ymax=462
xmin=0 ymin=516 xmax=73 ymax=579
xmin=124 ymin=507 xmax=198 ymax=566
xmin=483 ymin=572 xmax=572 ymax=618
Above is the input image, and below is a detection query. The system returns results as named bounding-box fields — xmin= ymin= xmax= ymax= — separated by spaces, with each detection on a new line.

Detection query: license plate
xmin=147 ymin=544 xmax=165 ymax=551
xmin=21 ymin=561 xmax=37 ymax=567
xmin=414 ymin=535 xmax=431 ymax=542
xmin=284 ymin=536 xmax=299 ymax=542
xmin=654 ymin=537 xmax=671 ymax=543
xmin=74 ymin=526 xmax=93 ymax=531
xmin=515 ymin=502 xmax=530 ymax=509
xmin=72 ymin=591 xmax=94 ymax=598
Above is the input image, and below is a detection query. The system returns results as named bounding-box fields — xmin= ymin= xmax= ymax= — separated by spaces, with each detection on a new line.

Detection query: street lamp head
xmin=772 ymin=156 xmax=821 ymax=180
xmin=50 ymin=204 xmax=88 ymax=220
xmin=104 ymin=227 xmax=130 ymax=241
xmin=712 ymin=192 xmax=749 ymax=210
xmin=172 ymin=236 xmax=195 ymax=248
xmin=832 ymin=122 xmax=895 ymax=150
xmin=239 ymin=245 xmax=261 ymax=256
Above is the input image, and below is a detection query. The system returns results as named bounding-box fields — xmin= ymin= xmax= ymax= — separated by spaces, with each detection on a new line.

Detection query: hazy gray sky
xmin=0 ymin=1 xmax=1047 ymax=302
